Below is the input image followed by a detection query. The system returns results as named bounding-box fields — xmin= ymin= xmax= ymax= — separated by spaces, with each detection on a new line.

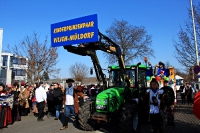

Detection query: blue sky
xmin=0 ymin=0 xmax=199 ymax=78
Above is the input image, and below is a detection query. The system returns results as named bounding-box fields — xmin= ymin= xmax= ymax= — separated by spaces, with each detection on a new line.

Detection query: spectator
xmin=96 ymin=84 xmax=102 ymax=95
xmin=89 ymin=84 xmax=97 ymax=97
xmin=47 ymin=84 xmax=54 ymax=117
xmin=183 ymin=82 xmax=193 ymax=105
xmin=44 ymin=82 xmax=50 ymax=93
xmin=35 ymin=81 xmax=47 ymax=121
xmin=32 ymin=83 xmax=39 ymax=116
xmin=53 ymin=83 xmax=63 ymax=120
xmin=9 ymin=84 xmax=20 ymax=122
xmin=180 ymin=83 xmax=186 ymax=104
xmin=160 ymin=80 xmax=175 ymax=126
xmin=18 ymin=85 xmax=30 ymax=116
xmin=0 ymin=83 xmax=7 ymax=96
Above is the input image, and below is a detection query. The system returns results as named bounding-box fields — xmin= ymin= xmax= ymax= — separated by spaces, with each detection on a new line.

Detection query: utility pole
xmin=190 ymin=0 xmax=200 ymax=86
xmin=190 ymin=0 xmax=199 ymax=65
xmin=0 ymin=28 xmax=3 ymax=78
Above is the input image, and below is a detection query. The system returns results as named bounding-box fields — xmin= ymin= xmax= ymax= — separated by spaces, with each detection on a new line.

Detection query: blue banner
xmin=51 ymin=14 xmax=98 ymax=47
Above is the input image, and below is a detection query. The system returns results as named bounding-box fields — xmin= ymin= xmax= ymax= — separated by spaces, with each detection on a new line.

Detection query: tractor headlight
xmin=97 ymin=99 xmax=100 ymax=104
xmin=103 ymin=99 xmax=108 ymax=104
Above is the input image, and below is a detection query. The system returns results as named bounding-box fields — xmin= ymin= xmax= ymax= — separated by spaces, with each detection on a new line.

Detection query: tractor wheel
xmin=78 ymin=101 xmax=95 ymax=131
xmin=119 ymin=103 xmax=138 ymax=133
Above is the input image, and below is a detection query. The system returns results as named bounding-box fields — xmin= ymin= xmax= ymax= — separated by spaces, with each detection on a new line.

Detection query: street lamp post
xmin=190 ymin=0 xmax=200 ymax=86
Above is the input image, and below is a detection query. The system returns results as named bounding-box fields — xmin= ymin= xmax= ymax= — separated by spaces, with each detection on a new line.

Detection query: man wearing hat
xmin=35 ymin=81 xmax=47 ymax=121
xmin=60 ymin=79 xmax=88 ymax=130
xmin=146 ymin=78 xmax=164 ymax=133
xmin=160 ymin=80 xmax=175 ymax=126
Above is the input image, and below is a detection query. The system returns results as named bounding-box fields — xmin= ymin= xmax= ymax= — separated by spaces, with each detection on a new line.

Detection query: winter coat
xmin=18 ymin=89 xmax=30 ymax=108
xmin=53 ymin=87 xmax=63 ymax=105
xmin=47 ymin=89 xmax=54 ymax=101
xmin=160 ymin=86 xmax=175 ymax=106
xmin=63 ymin=86 xmax=85 ymax=114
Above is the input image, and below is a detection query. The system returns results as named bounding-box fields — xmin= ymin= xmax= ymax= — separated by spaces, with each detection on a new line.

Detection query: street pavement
xmin=1 ymin=94 xmax=200 ymax=133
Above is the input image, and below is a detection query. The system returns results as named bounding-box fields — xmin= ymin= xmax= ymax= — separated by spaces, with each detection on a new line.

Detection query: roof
xmin=175 ymin=75 xmax=184 ymax=79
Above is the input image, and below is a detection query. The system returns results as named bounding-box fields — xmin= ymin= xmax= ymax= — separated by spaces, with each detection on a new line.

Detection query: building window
xmin=21 ymin=58 xmax=26 ymax=65
xmin=13 ymin=57 xmax=18 ymax=64
xmin=2 ymin=55 xmax=8 ymax=67
xmin=13 ymin=69 xmax=26 ymax=76
xmin=10 ymin=56 xmax=13 ymax=67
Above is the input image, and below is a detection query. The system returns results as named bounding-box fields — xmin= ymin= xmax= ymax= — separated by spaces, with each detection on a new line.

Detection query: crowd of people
xmin=1 ymin=76 xmax=194 ymax=132
xmin=0 ymin=79 xmax=103 ymax=129
xmin=179 ymin=82 xmax=197 ymax=105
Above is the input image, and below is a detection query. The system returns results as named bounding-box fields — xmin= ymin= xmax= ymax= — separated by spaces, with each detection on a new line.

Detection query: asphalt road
xmin=1 ymin=94 xmax=200 ymax=133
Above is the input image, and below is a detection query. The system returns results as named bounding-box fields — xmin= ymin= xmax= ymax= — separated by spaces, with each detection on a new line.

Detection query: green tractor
xmin=64 ymin=31 xmax=150 ymax=132
xmin=77 ymin=64 xmax=150 ymax=132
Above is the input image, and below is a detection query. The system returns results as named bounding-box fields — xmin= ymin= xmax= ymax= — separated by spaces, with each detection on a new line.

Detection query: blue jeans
xmin=55 ymin=105 xmax=61 ymax=118
xmin=65 ymin=105 xmax=76 ymax=117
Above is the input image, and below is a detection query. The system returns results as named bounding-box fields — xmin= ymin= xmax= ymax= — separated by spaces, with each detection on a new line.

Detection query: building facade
xmin=0 ymin=52 xmax=28 ymax=85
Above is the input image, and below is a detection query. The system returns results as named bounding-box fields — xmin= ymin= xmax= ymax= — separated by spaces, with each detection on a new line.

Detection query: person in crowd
xmin=0 ymin=83 xmax=7 ymax=96
xmin=89 ymin=84 xmax=97 ymax=98
xmin=6 ymin=84 xmax=12 ymax=93
xmin=183 ymin=82 xmax=193 ymax=105
xmin=180 ymin=83 xmax=186 ymax=104
xmin=44 ymin=82 xmax=50 ymax=93
xmin=160 ymin=80 xmax=175 ymax=126
xmin=27 ymin=84 xmax=34 ymax=113
xmin=9 ymin=83 xmax=21 ymax=123
xmin=60 ymin=79 xmax=88 ymax=130
xmin=82 ymin=85 xmax=88 ymax=96
xmin=60 ymin=85 xmax=65 ymax=93
xmin=18 ymin=85 xmax=30 ymax=116
xmin=146 ymin=78 xmax=164 ymax=133
xmin=32 ymin=83 xmax=39 ymax=116
xmin=35 ymin=81 xmax=47 ymax=121
xmin=96 ymin=84 xmax=102 ymax=95
xmin=53 ymin=83 xmax=63 ymax=120
xmin=47 ymin=84 xmax=54 ymax=117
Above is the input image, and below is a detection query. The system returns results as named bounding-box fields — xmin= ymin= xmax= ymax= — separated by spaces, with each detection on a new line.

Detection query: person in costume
xmin=146 ymin=78 xmax=164 ymax=133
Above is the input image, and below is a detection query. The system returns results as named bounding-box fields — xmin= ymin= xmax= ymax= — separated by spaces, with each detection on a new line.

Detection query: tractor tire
xmin=78 ymin=101 xmax=95 ymax=131
xmin=119 ymin=103 xmax=138 ymax=133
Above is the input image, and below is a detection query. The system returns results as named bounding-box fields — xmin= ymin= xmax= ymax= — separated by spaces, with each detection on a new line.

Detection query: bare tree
xmin=69 ymin=62 xmax=89 ymax=81
xmin=165 ymin=61 xmax=171 ymax=68
xmin=7 ymin=32 xmax=60 ymax=83
xmin=104 ymin=19 xmax=154 ymax=65
xmin=173 ymin=2 xmax=200 ymax=69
